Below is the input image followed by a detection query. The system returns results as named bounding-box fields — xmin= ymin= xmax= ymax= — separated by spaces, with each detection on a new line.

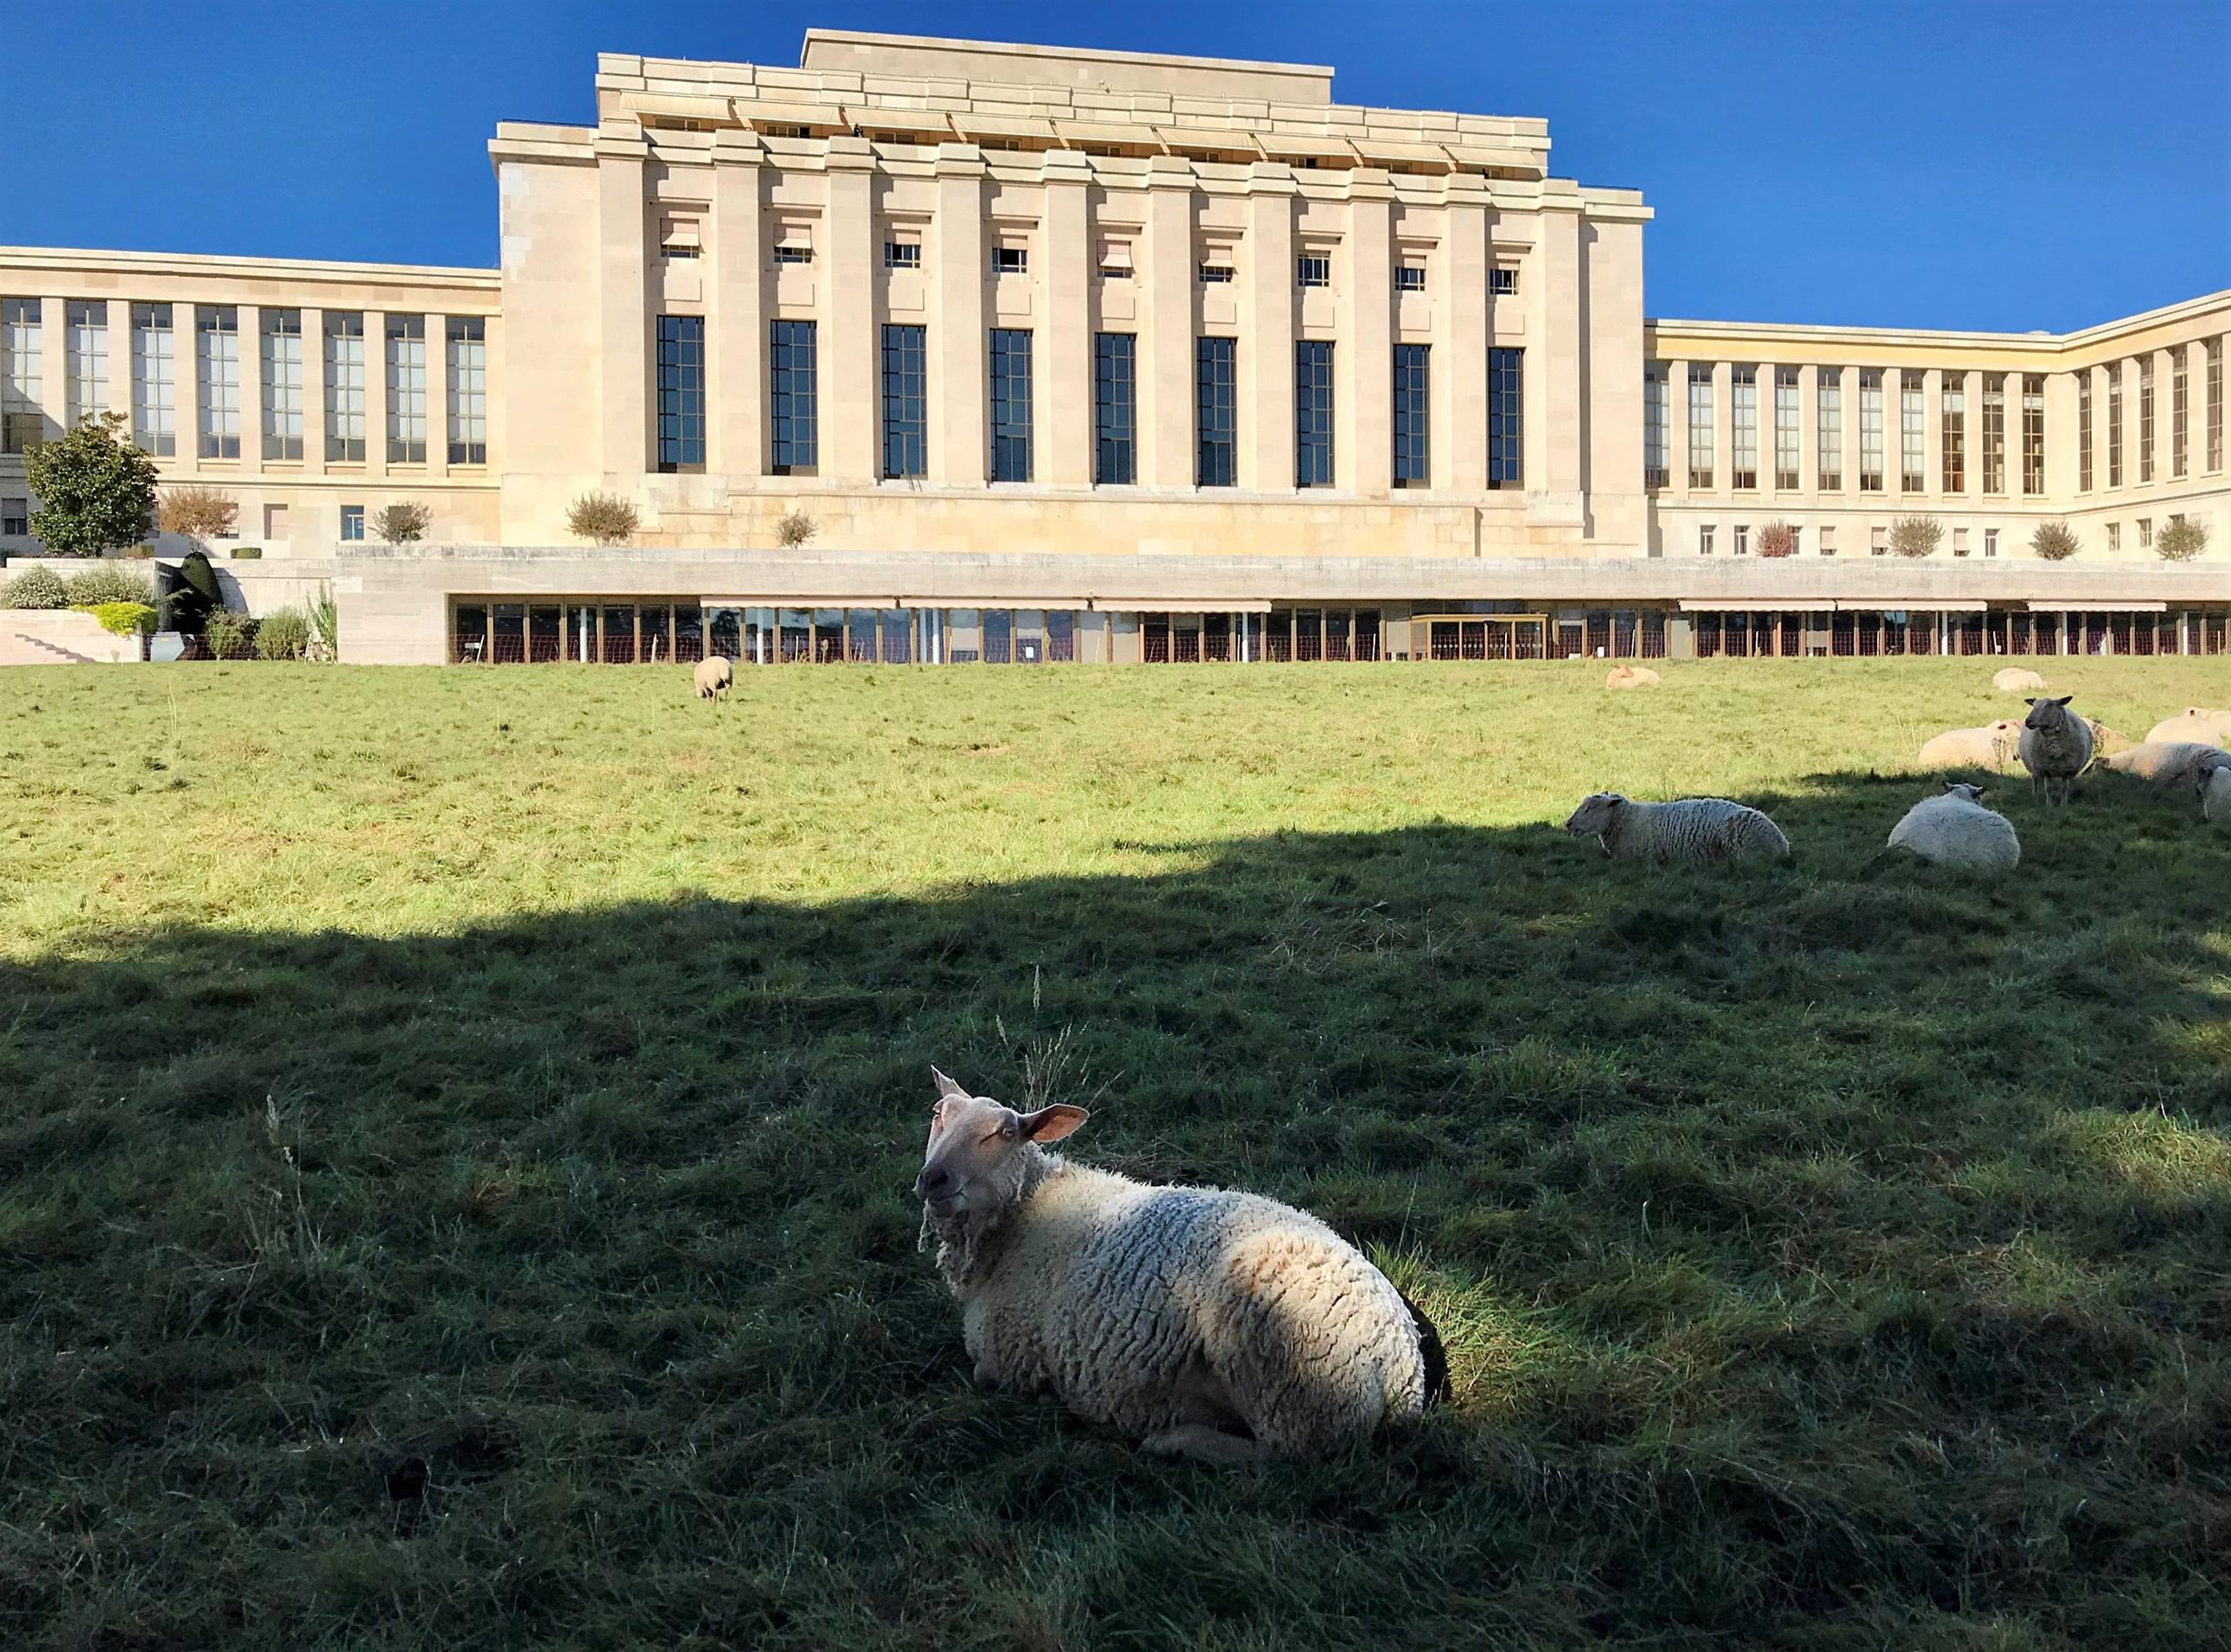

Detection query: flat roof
xmin=798 ymin=27 xmax=1334 ymax=80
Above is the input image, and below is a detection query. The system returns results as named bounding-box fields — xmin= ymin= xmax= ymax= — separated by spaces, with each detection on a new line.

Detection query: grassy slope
xmin=2 ymin=659 xmax=2228 ymax=1650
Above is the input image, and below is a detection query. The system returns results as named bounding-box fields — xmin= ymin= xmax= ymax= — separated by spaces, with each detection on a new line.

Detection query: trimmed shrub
xmin=2031 ymin=521 xmax=2079 ymax=561
xmin=3 ymin=565 xmax=71 ymax=609
xmin=1753 ymin=520 xmax=1796 ymax=559
xmin=1890 ymin=515 xmax=1943 ymax=559
xmin=373 ymin=503 xmax=432 ymax=544
xmin=2158 ymin=517 xmax=2208 ymax=563
xmin=64 ymin=564 xmax=156 ymax=606
xmin=161 ymin=550 xmax=223 ymax=634
xmin=567 ymin=492 xmax=639 ymax=545
xmin=776 ymin=510 xmax=817 ymax=549
xmin=204 ymin=610 xmax=257 ymax=660
xmin=254 ymin=606 xmax=311 ymax=660
xmin=229 ymin=545 xmax=263 ymax=560
xmin=75 ymin=601 xmax=157 ymax=638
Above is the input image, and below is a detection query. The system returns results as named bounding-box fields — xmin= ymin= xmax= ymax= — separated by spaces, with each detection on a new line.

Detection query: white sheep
xmin=1885 ymin=782 xmax=2020 ymax=870
xmin=2144 ymin=707 xmax=2231 ymax=748
xmin=1563 ymin=792 xmax=1790 ymax=863
xmin=2099 ymin=740 xmax=2231 ymax=800
xmin=693 ymin=654 xmax=733 ymax=701
xmin=914 ymin=1069 xmax=1444 ymax=1464
xmin=1605 ymin=665 xmax=1661 ymax=690
xmin=2207 ymin=768 xmax=2231 ymax=829
xmin=2019 ymin=694 xmax=2093 ymax=805
xmin=1918 ymin=721 xmax=2024 ymax=772
xmin=1993 ymin=667 xmax=2048 ymax=694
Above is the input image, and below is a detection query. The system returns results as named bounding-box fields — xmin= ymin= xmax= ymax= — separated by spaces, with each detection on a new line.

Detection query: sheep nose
xmin=915 ymin=1163 xmax=955 ymax=1202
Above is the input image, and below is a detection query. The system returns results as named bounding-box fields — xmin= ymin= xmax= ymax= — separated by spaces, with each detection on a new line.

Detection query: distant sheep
xmin=2207 ymin=768 xmax=2231 ymax=829
xmin=693 ymin=655 xmax=733 ymax=701
xmin=2144 ymin=707 xmax=2231 ymax=748
xmin=1605 ymin=665 xmax=1661 ymax=690
xmin=1993 ymin=667 xmax=2048 ymax=694
xmin=1918 ymin=721 xmax=2024 ymax=772
xmin=2100 ymin=740 xmax=2231 ymax=797
xmin=915 ymin=1069 xmax=1444 ymax=1464
xmin=2085 ymin=719 xmax=2135 ymax=758
xmin=2019 ymin=695 xmax=2093 ymax=805
xmin=1563 ymin=792 xmax=1790 ymax=863
xmin=1886 ymin=782 xmax=2020 ymax=870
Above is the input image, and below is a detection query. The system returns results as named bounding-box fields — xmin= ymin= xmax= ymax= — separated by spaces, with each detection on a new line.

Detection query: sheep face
xmin=1564 ymin=792 xmax=1628 ymax=836
xmin=1941 ymin=782 xmax=1986 ymax=802
xmin=2023 ymin=694 xmax=2074 ymax=730
xmin=914 ymin=1067 xmax=1088 ymax=1231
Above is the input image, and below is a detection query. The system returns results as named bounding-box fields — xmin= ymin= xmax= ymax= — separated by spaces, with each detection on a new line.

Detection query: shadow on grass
xmin=3 ymin=772 xmax=2228 ymax=1649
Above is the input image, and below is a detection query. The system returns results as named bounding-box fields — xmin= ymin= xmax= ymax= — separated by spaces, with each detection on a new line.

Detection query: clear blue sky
xmin=5 ymin=0 xmax=2225 ymax=331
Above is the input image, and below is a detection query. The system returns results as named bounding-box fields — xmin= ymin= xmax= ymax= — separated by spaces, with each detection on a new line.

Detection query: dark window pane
xmin=881 ymin=324 xmax=926 ymax=478
xmin=1094 ymin=332 xmax=1136 ymax=484
xmin=989 ymin=328 xmax=1033 ymax=482
xmin=1393 ymin=343 xmax=1430 ymax=484
xmin=1197 ymin=337 xmax=1236 ymax=488
xmin=1488 ymin=347 xmax=1523 ymax=487
xmin=655 ymin=315 xmax=706 ymax=471
xmin=1295 ymin=340 xmax=1334 ymax=487
xmin=770 ymin=319 xmax=818 ymax=472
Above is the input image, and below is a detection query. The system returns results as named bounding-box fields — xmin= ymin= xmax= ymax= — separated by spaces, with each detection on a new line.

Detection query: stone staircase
xmin=0 ymin=609 xmax=139 ymax=665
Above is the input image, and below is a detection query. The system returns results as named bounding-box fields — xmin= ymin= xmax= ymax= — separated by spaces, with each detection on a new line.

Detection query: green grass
xmin=3 ymin=658 xmax=2229 ymax=1649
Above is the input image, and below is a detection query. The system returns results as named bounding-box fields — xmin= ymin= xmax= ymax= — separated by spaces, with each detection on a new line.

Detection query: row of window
xmin=1688 ymin=515 xmax=2193 ymax=559
xmin=2078 ymin=342 xmax=2225 ymax=490
xmin=0 ymin=298 xmax=486 ymax=465
xmin=660 ymin=314 xmax=1525 ymax=488
xmin=1 ymin=496 xmax=383 ymax=543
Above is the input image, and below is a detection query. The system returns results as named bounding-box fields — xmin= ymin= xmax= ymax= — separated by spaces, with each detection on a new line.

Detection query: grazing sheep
xmin=1918 ymin=721 xmax=2024 ymax=772
xmin=916 ymin=1069 xmax=1443 ymax=1464
xmin=1993 ymin=667 xmax=2048 ymax=694
xmin=1886 ymin=782 xmax=2020 ymax=870
xmin=2207 ymin=768 xmax=2231 ymax=829
xmin=1563 ymin=792 xmax=1790 ymax=863
xmin=2099 ymin=740 xmax=2231 ymax=796
xmin=2144 ymin=707 xmax=2231 ymax=748
xmin=2019 ymin=695 xmax=2093 ymax=805
xmin=693 ymin=654 xmax=733 ymax=702
xmin=1605 ymin=665 xmax=1661 ymax=690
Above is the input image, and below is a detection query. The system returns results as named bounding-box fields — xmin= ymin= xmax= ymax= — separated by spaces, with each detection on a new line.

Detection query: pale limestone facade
xmin=1 ymin=28 xmax=2226 ymax=666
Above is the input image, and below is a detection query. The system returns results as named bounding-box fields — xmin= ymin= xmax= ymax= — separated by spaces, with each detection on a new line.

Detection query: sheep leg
xmin=1142 ymin=1425 xmax=1272 ymax=1465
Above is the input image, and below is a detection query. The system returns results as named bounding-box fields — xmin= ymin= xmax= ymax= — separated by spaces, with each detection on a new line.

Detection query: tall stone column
xmin=39 ymin=295 xmax=69 ymax=443
xmin=173 ymin=300 xmax=201 ymax=477
xmin=1141 ymin=158 xmax=1195 ymax=490
xmin=1041 ymin=152 xmax=1093 ymax=486
xmin=932 ymin=144 xmax=988 ymax=484
xmin=1243 ymin=173 xmax=1297 ymax=492
xmin=710 ymin=137 xmax=766 ymax=482
xmin=1345 ymin=179 xmax=1393 ymax=498
xmin=364 ymin=311 xmax=390 ymax=482
xmin=1441 ymin=186 xmax=1488 ymax=494
xmin=595 ymin=134 xmax=651 ymax=481
xmin=237 ymin=303 xmax=263 ymax=471
xmin=105 ymin=299 xmax=132 ymax=423
xmin=301 ymin=307 xmax=328 ymax=481
xmin=1796 ymin=362 xmax=1819 ymax=494
xmin=1922 ymin=368 xmax=1943 ymax=498
xmin=822 ymin=139 xmax=878 ymax=484
xmin=1665 ymin=355 xmax=1689 ymax=500
xmin=1535 ymin=200 xmax=1584 ymax=520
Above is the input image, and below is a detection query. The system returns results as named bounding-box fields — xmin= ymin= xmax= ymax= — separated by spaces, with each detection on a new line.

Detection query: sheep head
xmin=915 ymin=1067 xmax=1088 ymax=1239
xmin=1564 ymin=792 xmax=1628 ymax=836
xmin=2023 ymin=694 xmax=2074 ymax=731
xmin=1941 ymin=782 xmax=1987 ymax=802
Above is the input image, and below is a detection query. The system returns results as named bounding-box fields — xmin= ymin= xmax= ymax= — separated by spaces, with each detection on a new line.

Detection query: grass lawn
xmin=3 ymin=657 xmax=2229 ymax=1649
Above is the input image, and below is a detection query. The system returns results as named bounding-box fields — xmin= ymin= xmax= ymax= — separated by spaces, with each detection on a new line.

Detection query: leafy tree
xmin=2157 ymin=517 xmax=2207 ymax=563
xmin=1753 ymin=520 xmax=1796 ymax=559
xmin=2031 ymin=521 xmax=2078 ymax=561
xmin=373 ymin=503 xmax=432 ymax=544
xmin=24 ymin=412 xmax=158 ymax=556
xmin=1889 ymin=515 xmax=1943 ymax=559
xmin=776 ymin=510 xmax=817 ymax=549
xmin=567 ymin=492 xmax=640 ymax=545
xmin=158 ymin=485 xmax=239 ymax=544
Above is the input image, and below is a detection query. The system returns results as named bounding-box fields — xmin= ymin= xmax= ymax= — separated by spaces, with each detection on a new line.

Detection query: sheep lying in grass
xmin=1918 ymin=721 xmax=2024 ymax=772
xmin=693 ymin=655 xmax=733 ymax=701
xmin=1563 ymin=792 xmax=1790 ymax=863
xmin=2019 ymin=695 xmax=2093 ymax=805
xmin=2085 ymin=719 xmax=2135 ymax=758
xmin=2207 ymin=768 xmax=2231 ymax=829
xmin=1886 ymin=782 xmax=2019 ymax=869
xmin=1993 ymin=667 xmax=2048 ymax=694
xmin=915 ymin=1068 xmax=1445 ymax=1464
xmin=1605 ymin=665 xmax=1661 ymax=690
xmin=2100 ymin=741 xmax=2231 ymax=802
xmin=2144 ymin=707 xmax=2231 ymax=748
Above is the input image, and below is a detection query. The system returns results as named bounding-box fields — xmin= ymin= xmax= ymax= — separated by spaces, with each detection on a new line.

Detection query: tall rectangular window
xmin=1816 ymin=367 xmax=1841 ymax=491
xmin=1729 ymin=365 xmax=1757 ymax=490
xmin=1 ymin=298 xmax=42 ymax=456
xmin=989 ymin=328 xmax=1033 ymax=483
xmin=1687 ymin=364 xmax=1713 ymax=489
xmin=2107 ymin=367 xmax=2124 ymax=487
xmin=1294 ymin=340 xmax=1334 ymax=487
xmin=1196 ymin=337 xmax=1236 ymax=487
xmin=1773 ymin=366 xmax=1799 ymax=490
xmin=2137 ymin=357 xmax=2153 ymax=482
xmin=2208 ymin=338 xmax=2223 ymax=472
xmin=1942 ymin=376 xmax=1966 ymax=493
xmin=2077 ymin=374 xmax=2092 ymax=491
xmin=1488 ymin=348 xmax=1523 ymax=487
xmin=1391 ymin=343 xmax=1430 ymax=487
xmin=1899 ymin=370 xmax=1924 ymax=491
xmin=655 ymin=314 xmax=705 ymax=472
xmin=383 ymin=314 xmax=426 ymax=464
xmin=65 ymin=299 xmax=107 ymax=428
xmin=881 ymin=323 xmax=926 ymax=479
xmin=323 ymin=313 xmax=365 ymax=462
xmin=1981 ymin=373 xmax=2005 ymax=493
xmin=1643 ymin=365 xmax=1668 ymax=488
xmin=1094 ymin=332 xmax=1136 ymax=484
xmin=770 ymin=319 xmax=817 ymax=474
xmin=260 ymin=308 xmax=303 ymax=460
xmin=2021 ymin=373 xmax=2045 ymax=496
xmin=445 ymin=315 xmax=486 ymax=464
xmin=195 ymin=304 xmax=239 ymax=459
xmin=2170 ymin=345 xmax=2188 ymax=478
xmin=1857 ymin=368 xmax=1883 ymax=491
xmin=131 ymin=301 xmax=173 ymax=457
xmin=340 ymin=504 xmax=364 ymax=541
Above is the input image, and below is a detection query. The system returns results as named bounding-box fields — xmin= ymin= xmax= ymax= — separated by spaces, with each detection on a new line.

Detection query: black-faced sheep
xmin=2019 ymin=695 xmax=2093 ymax=805
xmin=693 ymin=655 xmax=733 ymax=701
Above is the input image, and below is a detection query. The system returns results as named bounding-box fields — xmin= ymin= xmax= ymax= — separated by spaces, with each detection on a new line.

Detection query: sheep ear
xmin=931 ymin=1066 xmax=969 ymax=1105
xmin=2024 ymin=697 xmax=2038 ymax=707
xmin=1019 ymin=1105 xmax=1088 ymax=1143
xmin=2056 ymin=695 xmax=2074 ymax=707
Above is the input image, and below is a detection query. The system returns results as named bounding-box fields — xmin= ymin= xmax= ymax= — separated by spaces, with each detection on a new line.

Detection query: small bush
xmin=229 ymin=545 xmax=263 ymax=560
xmin=3 ymin=565 xmax=71 ymax=609
xmin=75 ymin=601 xmax=157 ymax=638
xmin=1753 ymin=520 xmax=1796 ymax=559
xmin=2157 ymin=517 xmax=2207 ymax=563
xmin=567 ymin=492 xmax=640 ymax=546
xmin=373 ymin=503 xmax=431 ymax=544
xmin=308 ymin=583 xmax=339 ymax=662
xmin=159 ymin=485 xmax=238 ymax=543
xmin=1889 ymin=515 xmax=1943 ymax=559
xmin=776 ymin=511 xmax=817 ymax=549
xmin=126 ymin=543 xmax=157 ymax=559
xmin=254 ymin=606 xmax=310 ymax=660
xmin=204 ymin=610 xmax=257 ymax=660
xmin=2031 ymin=521 xmax=2079 ymax=561
xmin=64 ymin=564 xmax=156 ymax=606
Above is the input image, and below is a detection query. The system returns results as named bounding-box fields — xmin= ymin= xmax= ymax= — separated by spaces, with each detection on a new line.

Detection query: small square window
xmin=993 ymin=247 xmax=1028 ymax=274
xmin=1491 ymin=266 xmax=1519 ymax=296
xmin=1198 ymin=263 xmax=1235 ymax=285
xmin=340 ymin=504 xmax=363 ymax=542
xmin=1 ymin=497 xmax=27 ymax=538
xmin=1296 ymin=254 xmax=1331 ymax=288
xmin=884 ymin=241 xmax=921 ymax=270
xmin=1395 ymin=265 xmax=1426 ymax=293
xmin=775 ymin=245 xmax=812 ymax=266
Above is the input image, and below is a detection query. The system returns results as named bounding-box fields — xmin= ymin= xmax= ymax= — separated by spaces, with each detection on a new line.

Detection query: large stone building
xmin=2 ymin=29 xmax=2225 ymax=663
